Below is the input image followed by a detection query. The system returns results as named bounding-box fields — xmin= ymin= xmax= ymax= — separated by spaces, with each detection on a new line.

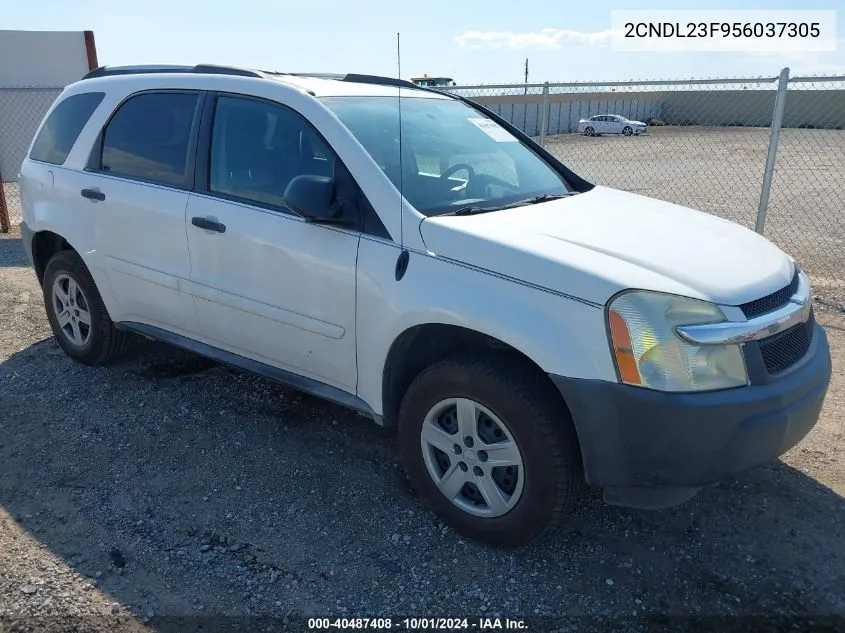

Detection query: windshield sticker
xmin=467 ymin=118 xmax=518 ymax=142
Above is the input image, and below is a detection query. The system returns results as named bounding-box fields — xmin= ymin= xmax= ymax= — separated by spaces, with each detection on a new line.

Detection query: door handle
xmin=80 ymin=188 xmax=105 ymax=201
xmin=191 ymin=216 xmax=226 ymax=233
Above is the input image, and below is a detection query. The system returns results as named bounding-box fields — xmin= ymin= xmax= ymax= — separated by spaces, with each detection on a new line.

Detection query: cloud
xmin=454 ymin=27 xmax=619 ymax=51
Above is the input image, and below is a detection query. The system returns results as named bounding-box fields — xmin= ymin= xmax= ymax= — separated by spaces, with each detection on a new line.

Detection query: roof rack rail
xmin=81 ymin=64 xmax=264 ymax=80
xmin=341 ymin=74 xmax=420 ymax=89
xmin=193 ymin=64 xmax=264 ymax=78
xmin=268 ymin=72 xmax=348 ymax=80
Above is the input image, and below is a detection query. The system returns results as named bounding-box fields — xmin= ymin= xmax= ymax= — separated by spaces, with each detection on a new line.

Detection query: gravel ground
xmin=1 ymin=236 xmax=844 ymax=633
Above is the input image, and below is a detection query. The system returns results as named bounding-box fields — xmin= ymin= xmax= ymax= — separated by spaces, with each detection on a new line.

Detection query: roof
xmin=79 ymin=64 xmax=451 ymax=99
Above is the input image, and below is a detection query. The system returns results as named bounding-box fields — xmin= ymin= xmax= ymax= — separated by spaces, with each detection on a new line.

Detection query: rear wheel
xmin=42 ymin=250 xmax=131 ymax=365
xmin=398 ymin=354 xmax=583 ymax=546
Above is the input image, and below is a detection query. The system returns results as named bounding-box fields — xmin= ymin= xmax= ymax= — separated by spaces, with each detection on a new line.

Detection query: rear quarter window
xmin=29 ymin=92 xmax=105 ymax=165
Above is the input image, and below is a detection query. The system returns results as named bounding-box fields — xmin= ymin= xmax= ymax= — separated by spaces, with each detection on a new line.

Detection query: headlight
xmin=607 ymin=291 xmax=748 ymax=392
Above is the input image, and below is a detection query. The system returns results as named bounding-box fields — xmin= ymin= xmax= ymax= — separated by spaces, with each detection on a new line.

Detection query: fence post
xmin=0 ymin=168 xmax=9 ymax=234
xmin=755 ymin=67 xmax=790 ymax=234
xmin=539 ymin=82 xmax=550 ymax=146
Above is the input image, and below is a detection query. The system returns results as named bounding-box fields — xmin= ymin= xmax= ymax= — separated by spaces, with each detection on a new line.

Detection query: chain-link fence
xmin=0 ymin=86 xmax=63 ymax=235
xmin=440 ymin=69 xmax=845 ymax=303
xmin=765 ymin=76 xmax=845 ymax=297
xmin=1 ymin=72 xmax=844 ymax=304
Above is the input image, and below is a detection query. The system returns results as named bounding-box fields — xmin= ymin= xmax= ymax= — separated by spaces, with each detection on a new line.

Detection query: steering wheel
xmin=440 ymin=163 xmax=476 ymax=190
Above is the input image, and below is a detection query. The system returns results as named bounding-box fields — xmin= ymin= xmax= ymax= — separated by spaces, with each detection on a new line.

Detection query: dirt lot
xmin=546 ymin=127 xmax=845 ymax=304
xmin=1 ymin=237 xmax=844 ymax=632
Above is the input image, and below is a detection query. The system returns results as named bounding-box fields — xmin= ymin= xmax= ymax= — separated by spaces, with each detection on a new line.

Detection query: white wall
xmin=0 ymin=31 xmax=93 ymax=182
xmin=0 ymin=30 xmax=90 ymax=88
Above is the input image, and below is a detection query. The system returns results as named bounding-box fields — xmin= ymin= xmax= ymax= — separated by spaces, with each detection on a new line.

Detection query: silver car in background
xmin=578 ymin=114 xmax=648 ymax=136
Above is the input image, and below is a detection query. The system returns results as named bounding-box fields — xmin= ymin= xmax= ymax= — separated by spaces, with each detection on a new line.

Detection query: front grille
xmin=739 ymin=270 xmax=800 ymax=319
xmin=759 ymin=308 xmax=814 ymax=375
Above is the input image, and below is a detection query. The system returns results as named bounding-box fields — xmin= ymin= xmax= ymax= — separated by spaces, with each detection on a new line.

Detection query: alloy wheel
xmin=51 ymin=273 xmax=92 ymax=348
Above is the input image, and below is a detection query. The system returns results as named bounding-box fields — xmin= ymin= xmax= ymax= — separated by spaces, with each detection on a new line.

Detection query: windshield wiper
xmin=438 ymin=192 xmax=576 ymax=217
xmin=511 ymin=193 xmax=574 ymax=206
xmin=437 ymin=205 xmax=504 ymax=217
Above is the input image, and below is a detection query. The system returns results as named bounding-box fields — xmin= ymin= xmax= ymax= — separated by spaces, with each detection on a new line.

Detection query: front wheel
xmin=622 ymin=126 xmax=633 ymax=136
xmin=397 ymin=354 xmax=583 ymax=547
xmin=583 ymin=126 xmax=595 ymax=136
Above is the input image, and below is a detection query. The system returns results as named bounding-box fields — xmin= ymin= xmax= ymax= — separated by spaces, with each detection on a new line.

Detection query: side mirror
xmin=282 ymin=174 xmax=353 ymax=225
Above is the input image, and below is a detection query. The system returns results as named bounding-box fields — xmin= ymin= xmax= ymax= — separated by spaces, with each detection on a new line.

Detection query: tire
xmin=584 ymin=126 xmax=595 ymax=136
xmin=622 ymin=126 xmax=633 ymax=136
xmin=397 ymin=354 xmax=583 ymax=547
xmin=42 ymin=250 xmax=132 ymax=365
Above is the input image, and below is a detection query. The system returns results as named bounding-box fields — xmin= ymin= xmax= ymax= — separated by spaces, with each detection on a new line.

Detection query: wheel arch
xmin=380 ymin=323 xmax=576 ymax=433
xmin=30 ymin=228 xmax=121 ymax=323
xmin=31 ymin=230 xmax=75 ymax=286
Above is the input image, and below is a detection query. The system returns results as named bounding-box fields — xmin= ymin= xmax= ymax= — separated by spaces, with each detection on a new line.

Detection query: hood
xmin=419 ymin=185 xmax=794 ymax=306
xmin=627 ymin=120 xmax=647 ymax=126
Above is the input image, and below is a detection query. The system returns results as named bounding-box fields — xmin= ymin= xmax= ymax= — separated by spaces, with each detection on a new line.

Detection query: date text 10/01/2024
xmin=307 ymin=617 xmax=529 ymax=630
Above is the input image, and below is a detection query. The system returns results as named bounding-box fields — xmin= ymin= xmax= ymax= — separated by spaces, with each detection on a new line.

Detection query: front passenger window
xmin=209 ymin=96 xmax=336 ymax=212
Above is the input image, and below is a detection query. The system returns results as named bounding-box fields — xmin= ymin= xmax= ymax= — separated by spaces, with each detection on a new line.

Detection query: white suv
xmin=19 ymin=64 xmax=831 ymax=546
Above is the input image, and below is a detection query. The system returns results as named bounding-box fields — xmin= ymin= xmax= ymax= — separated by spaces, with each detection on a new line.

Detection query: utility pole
xmin=524 ymin=58 xmax=528 ymax=94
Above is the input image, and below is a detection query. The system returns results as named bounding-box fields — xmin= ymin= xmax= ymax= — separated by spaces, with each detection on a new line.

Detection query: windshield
xmin=320 ymin=96 xmax=573 ymax=216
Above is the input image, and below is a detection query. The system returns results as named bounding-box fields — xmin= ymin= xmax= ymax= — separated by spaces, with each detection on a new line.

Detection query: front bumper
xmin=550 ymin=322 xmax=831 ymax=505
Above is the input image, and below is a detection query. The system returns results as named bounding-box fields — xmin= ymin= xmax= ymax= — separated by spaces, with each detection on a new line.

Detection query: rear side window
xmin=30 ymin=92 xmax=105 ymax=165
xmin=100 ymin=91 xmax=199 ymax=187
